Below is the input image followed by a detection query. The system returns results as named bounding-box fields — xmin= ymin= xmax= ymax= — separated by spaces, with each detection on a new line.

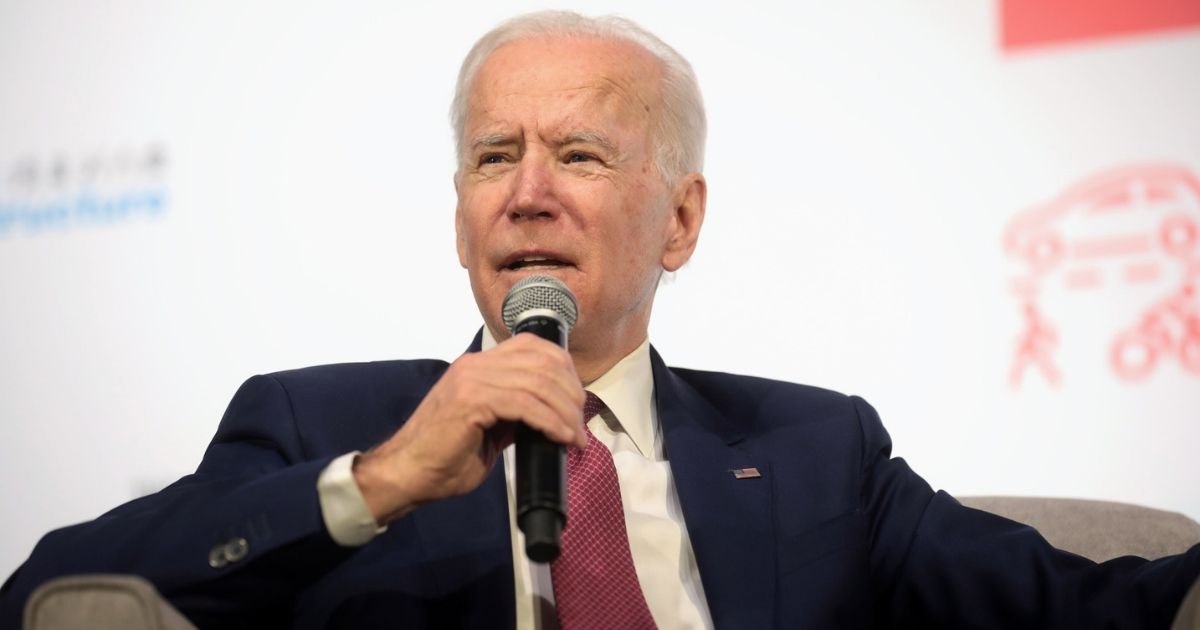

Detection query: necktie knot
xmin=582 ymin=391 xmax=606 ymax=423
xmin=571 ymin=392 xmax=607 ymax=467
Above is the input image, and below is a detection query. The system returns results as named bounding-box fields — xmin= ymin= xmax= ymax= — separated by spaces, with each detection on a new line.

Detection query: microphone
xmin=501 ymin=274 xmax=579 ymax=563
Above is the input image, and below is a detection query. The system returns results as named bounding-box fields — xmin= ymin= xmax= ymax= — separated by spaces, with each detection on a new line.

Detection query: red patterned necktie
xmin=551 ymin=392 xmax=658 ymax=630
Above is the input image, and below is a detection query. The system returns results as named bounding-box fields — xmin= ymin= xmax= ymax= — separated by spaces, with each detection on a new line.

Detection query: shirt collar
xmin=480 ymin=327 xmax=657 ymax=459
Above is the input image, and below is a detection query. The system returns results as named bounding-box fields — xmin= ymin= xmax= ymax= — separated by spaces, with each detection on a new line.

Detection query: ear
xmin=661 ymin=172 xmax=707 ymax=272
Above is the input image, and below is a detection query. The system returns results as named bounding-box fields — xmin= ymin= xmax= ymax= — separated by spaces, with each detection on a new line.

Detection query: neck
xmin=483 ymin=320 xmax=649 ymax=386
xmin=570 ymin=336 xmax=647 ymax=386
xmin=567 ymin=314 xmax=650 ymax=385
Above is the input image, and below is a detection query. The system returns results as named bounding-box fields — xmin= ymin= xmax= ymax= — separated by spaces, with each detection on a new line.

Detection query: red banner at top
xmin=1001 ymin=0 xmax=1200 ymax=51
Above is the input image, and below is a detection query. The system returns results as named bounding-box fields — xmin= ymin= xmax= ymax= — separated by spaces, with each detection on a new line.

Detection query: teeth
xmin=509 ymin=256 xmax=565 ymax=270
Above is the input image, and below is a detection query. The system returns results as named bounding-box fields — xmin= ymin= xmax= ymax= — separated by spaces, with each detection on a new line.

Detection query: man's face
xmin=455 ymin=35 xmax=698 ymax=361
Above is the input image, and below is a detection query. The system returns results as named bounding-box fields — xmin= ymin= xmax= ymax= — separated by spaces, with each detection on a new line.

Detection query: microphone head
xmin=502 ymin=275 xmax=579 ymax=333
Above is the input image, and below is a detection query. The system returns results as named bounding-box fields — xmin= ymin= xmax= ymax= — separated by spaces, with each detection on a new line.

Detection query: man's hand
xmin=352 ymin=333 xmax=588 ymax=525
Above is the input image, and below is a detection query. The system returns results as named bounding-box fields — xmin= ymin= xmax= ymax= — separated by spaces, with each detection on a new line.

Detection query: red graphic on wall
xmin=1001 ymin=0 xmax=1200 ymax=51
xmin=1009 ymin=300 xmax=1062 ymax=388
xmin=1004 ymin=164 xmax=1200 ymax=387
xmin=1110 ymin=280 xmax=1200 ymax=380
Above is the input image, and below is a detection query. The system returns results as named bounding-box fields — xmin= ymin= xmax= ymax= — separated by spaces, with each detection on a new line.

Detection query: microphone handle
xmin=512 ymin=315 xmax=568 ymax=563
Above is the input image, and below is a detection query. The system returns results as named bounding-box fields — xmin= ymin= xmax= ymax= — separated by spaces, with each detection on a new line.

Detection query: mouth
xmin=501 ymin=252 xmax=575 ymax=272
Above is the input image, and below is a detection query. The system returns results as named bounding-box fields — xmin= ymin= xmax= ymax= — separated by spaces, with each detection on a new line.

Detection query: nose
xmin=505 ymin=152 xmax=562 ymax=222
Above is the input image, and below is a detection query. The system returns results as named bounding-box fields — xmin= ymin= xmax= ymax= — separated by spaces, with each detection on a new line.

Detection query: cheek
xmin=604 ymin=227 xmax=665 ymax=291
xmin=457 ymin=195 xmax=496 ymax=252
xmin=622 ymin=207 xmax=671 ymax=257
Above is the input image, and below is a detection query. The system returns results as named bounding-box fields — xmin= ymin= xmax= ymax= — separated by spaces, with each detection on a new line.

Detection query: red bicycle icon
xmin=1109 ymin=281 xmax=1200 ymax=380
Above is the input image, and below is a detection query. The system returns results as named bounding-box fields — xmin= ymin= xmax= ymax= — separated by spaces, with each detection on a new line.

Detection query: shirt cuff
xmin=317 ymin=451 xmax=388 ymax=546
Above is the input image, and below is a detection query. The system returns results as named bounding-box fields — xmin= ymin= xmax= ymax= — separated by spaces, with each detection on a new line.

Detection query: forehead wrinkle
xmin=595 ymin=75 xmax=651 ymax=110
xmin=465 ymin=50 xmax=662 ymax=156
xmin=479 ymin=70 xmax=637 ymax=109
xmin=465 ymin=83 xmax=607 ymax=143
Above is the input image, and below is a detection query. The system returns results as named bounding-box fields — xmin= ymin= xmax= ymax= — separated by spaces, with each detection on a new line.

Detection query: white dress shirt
xmin=317 ymin=329 xmax=713 ymax=629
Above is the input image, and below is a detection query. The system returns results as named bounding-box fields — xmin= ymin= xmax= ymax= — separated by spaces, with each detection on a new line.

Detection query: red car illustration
xmin=1004 ymin=164 xmax=1200 ymax=384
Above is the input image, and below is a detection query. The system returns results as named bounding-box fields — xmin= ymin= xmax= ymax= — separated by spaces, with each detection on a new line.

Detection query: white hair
xmin=450 ymin=10 xmax=706 ymax=184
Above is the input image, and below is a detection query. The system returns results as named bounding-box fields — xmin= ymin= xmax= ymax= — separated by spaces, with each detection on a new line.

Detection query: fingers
xmin=463 ymin=334 xmax=587 ymax=448
xmin=482 ymin=383 xmax=585 ymax=448
xmin=495 ymin=333 xmax=584 ymax=400
xmin=355 ymin=335 xmax=588 ymax=519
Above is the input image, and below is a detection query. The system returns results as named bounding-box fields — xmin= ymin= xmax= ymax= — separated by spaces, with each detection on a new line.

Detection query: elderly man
xmin=2 ymin=10 xmax=1198 ymax=630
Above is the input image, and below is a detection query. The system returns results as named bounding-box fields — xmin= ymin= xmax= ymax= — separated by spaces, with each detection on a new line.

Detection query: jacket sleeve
xmin=853 ymin=395 xmax=1200 ymax=629
xmin=0 ymin=374 xmax=361 ymax=629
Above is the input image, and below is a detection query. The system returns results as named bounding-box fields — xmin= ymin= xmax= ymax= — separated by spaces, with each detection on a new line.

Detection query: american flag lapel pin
xmin=730 ymin=467 xmax=761 ymax=480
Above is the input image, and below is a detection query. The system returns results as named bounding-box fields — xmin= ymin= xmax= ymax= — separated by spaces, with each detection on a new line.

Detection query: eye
xmin=565 ymin=152 xmax=597 ymax=164
xmin=479 ymin=154 xmax=509 ymax=166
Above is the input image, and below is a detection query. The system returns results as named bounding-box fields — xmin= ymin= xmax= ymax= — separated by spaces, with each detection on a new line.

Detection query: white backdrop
xmin=2 ymin=1 xmax=1198 ymax=579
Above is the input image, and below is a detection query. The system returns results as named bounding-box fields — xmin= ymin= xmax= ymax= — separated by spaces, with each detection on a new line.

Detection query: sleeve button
xmin=223 ymin=537 xmax=249 ymax=563
xmin=208 ymin=544 xmax=229 ymax=569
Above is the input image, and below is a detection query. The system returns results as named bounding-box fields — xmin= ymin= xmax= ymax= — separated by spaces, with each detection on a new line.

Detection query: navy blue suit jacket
xmin=2 ymin=339 xmax=1198 ymax=628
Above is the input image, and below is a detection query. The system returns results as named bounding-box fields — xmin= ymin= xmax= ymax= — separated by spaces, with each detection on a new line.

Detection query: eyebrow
xmin=470 ymin=133 xmax=513 ymax=150
xmin=561 ymin=131 xmax=617 ymax=153
xmin=469 ymin=130 xmax=618 ymax=154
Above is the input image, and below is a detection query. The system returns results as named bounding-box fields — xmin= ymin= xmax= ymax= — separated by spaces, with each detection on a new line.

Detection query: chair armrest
xmin=1173 ymin=575 xmax=1200 ymax=630
xmin=24 ymin=574 xmax=196 ymax=630
xmin=960 ymin=496 xmax=1200 ymax=561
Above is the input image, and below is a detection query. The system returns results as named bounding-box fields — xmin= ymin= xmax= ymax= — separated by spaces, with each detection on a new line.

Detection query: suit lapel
xmin=651 ymin=348 xmax=777 ymax=629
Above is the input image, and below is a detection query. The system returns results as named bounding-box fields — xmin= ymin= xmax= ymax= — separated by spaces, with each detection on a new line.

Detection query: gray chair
xmin=1177 ymin=576 xmax=1200 ymax=630
xmin=23 ymin=574 xmax=196 ymax=630
xmin=960 ymin=496 xmax=1200 ymax=562
xmin=961 ymin=496 xmax=1200 ymax=630
xmin=23 ymin=498 xmax=1200 ymax=629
